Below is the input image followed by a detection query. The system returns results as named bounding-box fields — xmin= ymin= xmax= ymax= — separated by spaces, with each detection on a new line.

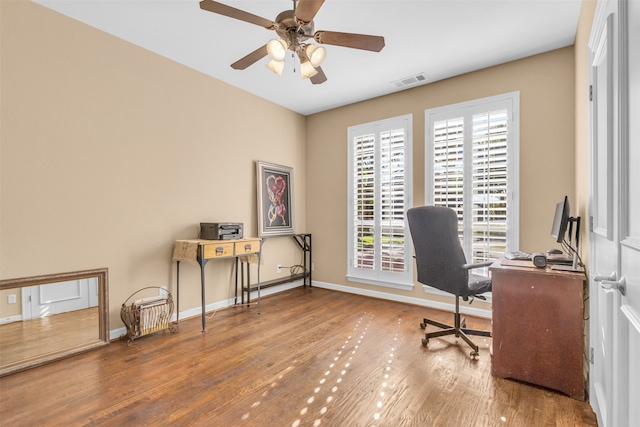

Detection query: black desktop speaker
xmin=532 ymin=253 xmax=547 ymax=268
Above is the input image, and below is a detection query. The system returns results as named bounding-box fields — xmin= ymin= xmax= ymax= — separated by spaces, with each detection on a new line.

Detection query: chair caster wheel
xmin=422 ymin=338 xmax=429 ymax=346
xmin=470 ymin=350 xmax=479 ymax=358
xmin=419 ymin=322 xmax=426 ymax=329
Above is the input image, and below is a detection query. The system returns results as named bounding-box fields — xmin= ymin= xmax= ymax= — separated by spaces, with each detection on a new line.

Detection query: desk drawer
xmin=203 ymin=242 xmax=234 ymax=259
xmin=236 ymin=240 xmax=260 ymax=255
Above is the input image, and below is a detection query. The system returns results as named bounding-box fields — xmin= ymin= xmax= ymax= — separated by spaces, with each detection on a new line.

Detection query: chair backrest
xmin=407 ymin=206 xmax=469 ymax=297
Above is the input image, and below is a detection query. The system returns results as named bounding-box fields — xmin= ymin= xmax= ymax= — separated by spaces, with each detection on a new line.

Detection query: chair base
xmin=420 ymin=296 xmax=491 ymax=357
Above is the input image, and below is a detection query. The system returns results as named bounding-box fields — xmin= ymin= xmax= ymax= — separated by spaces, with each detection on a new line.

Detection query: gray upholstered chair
xmin=407 ymin=206 xmax=492 ymax=357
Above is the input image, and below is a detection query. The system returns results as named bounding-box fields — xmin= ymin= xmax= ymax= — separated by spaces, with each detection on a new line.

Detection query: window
xmin=347 ymin=115 xmax=413 ymax=290
xmin=425 ymin=92 xmax=519 ymax=267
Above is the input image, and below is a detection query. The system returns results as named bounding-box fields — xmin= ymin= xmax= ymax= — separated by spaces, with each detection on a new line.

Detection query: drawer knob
xmin=216 ymin=247 xmax=224 ymax=254
xmin=244 ymin=244 xmax=252 ymax=252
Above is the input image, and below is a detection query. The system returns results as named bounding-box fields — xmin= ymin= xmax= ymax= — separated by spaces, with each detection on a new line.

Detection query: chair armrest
xmin=462 ymin=261 xmax=493 ymax=270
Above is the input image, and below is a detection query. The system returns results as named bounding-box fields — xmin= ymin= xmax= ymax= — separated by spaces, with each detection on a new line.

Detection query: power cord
xmin=206 ymin=301 xmax=262 ymax=319
xmin=283 ymin=264 xmax=309 ymax=276
xmin=560 ymin=239 xmax=588 ymax=279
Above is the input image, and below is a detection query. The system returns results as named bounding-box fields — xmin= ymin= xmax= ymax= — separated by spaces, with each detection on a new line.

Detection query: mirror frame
xmin=0 ymin=268 xmax=109 ymax=376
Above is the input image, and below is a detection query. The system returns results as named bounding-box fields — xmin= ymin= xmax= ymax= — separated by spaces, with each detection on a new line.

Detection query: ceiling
xmin=33 ymin=0 xmax=583 ymax=116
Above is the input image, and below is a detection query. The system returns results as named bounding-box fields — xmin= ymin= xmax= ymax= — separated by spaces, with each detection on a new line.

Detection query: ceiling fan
xmin=199 ymin=0 xmax=385 ymax=84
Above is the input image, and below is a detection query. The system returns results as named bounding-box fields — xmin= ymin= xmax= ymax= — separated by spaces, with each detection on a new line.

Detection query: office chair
xmin=407 ymin=206 xmax=492 ymax=357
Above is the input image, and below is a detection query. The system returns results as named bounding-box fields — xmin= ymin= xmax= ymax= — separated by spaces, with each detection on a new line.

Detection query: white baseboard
xmin=110 ymin=326 xmax=127 ymax=340
xmin=313 ymin=281 xmax=492 ymax=319
xmin=0 ymin=314 xmax=23 ymax=325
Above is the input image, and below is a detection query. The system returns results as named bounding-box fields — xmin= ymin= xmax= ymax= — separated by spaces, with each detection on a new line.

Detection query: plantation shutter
xmin=353 ymin=133 xmax=376 ymax=270
xmin=433 ymin=117 xmax=465 ymax=241
xmin=379 ymin=129 xmax=406 ymax=272
xmin=426 ymin=93 xmax=518 ymax=266
xmin=471 ymin=109 xmax=508 ymax=262
xmin=348 ymin=115 xmax=413 ymax=289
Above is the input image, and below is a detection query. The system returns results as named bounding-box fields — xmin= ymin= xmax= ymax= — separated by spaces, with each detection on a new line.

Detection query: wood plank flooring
xmin=0 ymin=307 xmax=99 ymax=366
xmin=0 ymin=287 xmax=597 ymax=426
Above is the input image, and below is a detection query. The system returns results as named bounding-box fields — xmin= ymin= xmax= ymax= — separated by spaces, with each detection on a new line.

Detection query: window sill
xmin=346 ymin=275 xmax=414 ymax=291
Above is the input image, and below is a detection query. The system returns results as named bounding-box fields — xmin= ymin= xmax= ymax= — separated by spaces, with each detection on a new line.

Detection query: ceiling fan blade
xmin=314 ymin=31 xmax=385 ymax=52
xmin=231 ymin=44 xmax=268 ymax=70
xmin=310 ymin=66 xmax=327 ymax=85
xmin=199 ymin=0 xmax=276 ymax=29
xmin=295 ymin=0 xmax=325 ymax=24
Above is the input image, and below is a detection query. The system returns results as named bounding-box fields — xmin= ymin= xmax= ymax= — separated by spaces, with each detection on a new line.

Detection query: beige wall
xmin=0 ymin=289 xmax=22 ymax=318
xmin=305 ymin=47 xmax=576 ymax=308
xmin=0 ymin=2 xmax=306 ymax=328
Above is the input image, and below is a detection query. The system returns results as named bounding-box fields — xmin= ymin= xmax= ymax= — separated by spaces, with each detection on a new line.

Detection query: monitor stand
xmin=551 ymin=216 xmax=584 ymax=273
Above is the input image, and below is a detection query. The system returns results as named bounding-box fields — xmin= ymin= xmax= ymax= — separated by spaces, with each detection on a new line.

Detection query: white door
xmin=22 ymin=278 xmax=98 ymax=320
xmin=617 ymin=1 xmax=640 ymax=425
xmin=589 ymin=8 xmax=618 ymax=426
xmin=589 ymin=1 xmax=640 ymax=426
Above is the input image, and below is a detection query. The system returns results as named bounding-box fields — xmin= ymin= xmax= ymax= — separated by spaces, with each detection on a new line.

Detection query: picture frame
xmin=256 ymin=161 xmax=295 ymax=237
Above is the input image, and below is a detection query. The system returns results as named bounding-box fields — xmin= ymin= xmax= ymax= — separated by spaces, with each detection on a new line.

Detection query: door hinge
xmin=590 ymin=347 xmax=594 ymax=364
xmin=589 ymin=84 xmax=593 ymax=101
xmin=589 ymin=215 xmax=594 ymax=232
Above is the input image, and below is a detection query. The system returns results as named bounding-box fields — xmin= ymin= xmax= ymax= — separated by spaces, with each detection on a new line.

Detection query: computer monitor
xmin=550 ymin=196 xmax=570 ymax=244
xmin=550 ymin=196 xmax=583 ymax=272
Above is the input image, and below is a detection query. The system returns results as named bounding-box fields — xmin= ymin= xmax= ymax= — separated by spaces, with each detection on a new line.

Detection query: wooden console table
xmin=490 ymin=259 xmax=587 ymax=400
xmin=172 ymin=237 xmax=261 ymax=331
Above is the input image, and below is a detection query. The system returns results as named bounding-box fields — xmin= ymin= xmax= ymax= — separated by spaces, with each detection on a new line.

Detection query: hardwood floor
xmin=0 ymin=287 xmax=597 ymax=426
xmin=0 ymin=307 xmax=99 ymax=366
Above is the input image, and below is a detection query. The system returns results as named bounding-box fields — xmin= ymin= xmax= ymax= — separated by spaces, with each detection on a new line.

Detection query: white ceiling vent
xmin=392 ymin=73 xmax=428 ymax=88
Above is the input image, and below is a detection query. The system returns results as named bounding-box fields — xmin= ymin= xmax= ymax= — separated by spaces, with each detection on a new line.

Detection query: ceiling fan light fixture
xmin=305 ymin=44 xmax=326 ymax=67
xmin=266 ymin=59 xmax=285 ymax=76
xmin=267 ymin=38 xmax=288 ymax=61
xmin=300 ymin=59 xmax=319 ymax=79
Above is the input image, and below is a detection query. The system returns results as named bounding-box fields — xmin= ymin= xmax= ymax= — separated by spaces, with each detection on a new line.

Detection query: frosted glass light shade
xmin=266 ymin=59 xmax=284 ymax=75
xmin=267 ymin=39 xmax=288 ymax=61
xmin=305 ymin=45 xmax=326 ymax=67
xmin=300 ymin=60 xmax=318 ymax=79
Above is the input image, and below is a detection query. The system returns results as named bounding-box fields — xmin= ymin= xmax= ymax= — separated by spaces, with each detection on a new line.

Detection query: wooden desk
xmin=490 ymin=260 xmax=586 ymax=400
xmin=172 ymin=238 xmax=261 ymax=331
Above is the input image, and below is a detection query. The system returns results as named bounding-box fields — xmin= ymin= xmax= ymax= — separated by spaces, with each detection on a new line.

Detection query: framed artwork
xmin=256 ymin=161 xmax=295 ymax=237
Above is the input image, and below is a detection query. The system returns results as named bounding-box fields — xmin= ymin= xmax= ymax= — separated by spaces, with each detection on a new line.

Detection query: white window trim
xmin=424 ymin=92 xmax=520 ymax=296
xmin=347 ymin=114 xmax=414 ymax=290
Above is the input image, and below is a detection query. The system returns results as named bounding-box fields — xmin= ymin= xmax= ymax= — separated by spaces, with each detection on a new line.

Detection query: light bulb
xmin=266 ymin=59 xmax=284 ymax=76
xmin=300 ymin=60 xmax=318 ymax=79
xmin=305 ymin=45 xmax=326 ymax=67
xmin=267 ymin=39 xmax=287 ymax=61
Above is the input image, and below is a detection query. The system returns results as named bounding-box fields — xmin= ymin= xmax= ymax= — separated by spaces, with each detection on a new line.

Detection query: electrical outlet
xmin=8 ymin=294 xmax=17 ymax=304
xmin=312 ymin=263 xmax=315 ymax=272
xmin=277 ymin=264 xmax=282 ymax=273
xmin=159 ymin=287 xmax=169 ymax=298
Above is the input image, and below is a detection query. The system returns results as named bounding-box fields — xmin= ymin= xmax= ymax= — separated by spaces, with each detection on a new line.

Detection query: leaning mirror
xmin=0 ymin=268 xmax=109 ymax=376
